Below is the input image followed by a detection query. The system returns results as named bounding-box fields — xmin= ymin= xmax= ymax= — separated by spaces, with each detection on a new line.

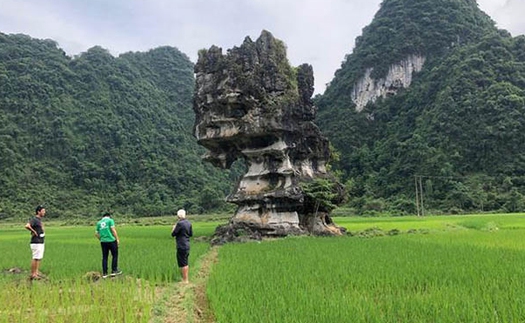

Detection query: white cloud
xmin=477 ymin=0 xmax=525 ymax=36
xmin=0 ymin=0 xmax=523 ymax=94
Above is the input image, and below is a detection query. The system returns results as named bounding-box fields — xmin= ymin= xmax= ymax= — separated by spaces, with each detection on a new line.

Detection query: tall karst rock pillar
xmin=193 ymin=31 xmax=344 ymax=242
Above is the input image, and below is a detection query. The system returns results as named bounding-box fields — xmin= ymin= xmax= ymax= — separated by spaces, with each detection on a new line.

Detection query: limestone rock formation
xmin=193 ymin=30 xmax=345 ymax=243
xmin=351 ymin=54 xmax=426 ymax=111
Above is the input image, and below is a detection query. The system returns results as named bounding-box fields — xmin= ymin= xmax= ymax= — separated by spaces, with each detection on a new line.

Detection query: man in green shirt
xmin=95 ymin=212 xmax=122 ymax=278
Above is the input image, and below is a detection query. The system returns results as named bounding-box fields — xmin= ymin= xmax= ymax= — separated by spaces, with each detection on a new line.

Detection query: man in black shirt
xmin=25 ymin=205 xmax=46 ymax=280
xmin=171 ymin=209 xmax=193 ymax=283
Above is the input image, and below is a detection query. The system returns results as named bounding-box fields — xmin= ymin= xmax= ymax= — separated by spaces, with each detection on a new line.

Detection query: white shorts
xmin=30 ymin=244 xmax=45 ymax=260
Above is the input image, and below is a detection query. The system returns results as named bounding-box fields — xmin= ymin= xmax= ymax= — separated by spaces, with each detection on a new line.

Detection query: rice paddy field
xmin=2 ymin=213 xmax=525 ymax=322
xmin=0 ymin=218 xmax=218 ymax=323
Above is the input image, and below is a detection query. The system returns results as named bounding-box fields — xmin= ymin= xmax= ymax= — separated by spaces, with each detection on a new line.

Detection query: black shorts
xmin=176 ymin=248 xmax=190 ymax=267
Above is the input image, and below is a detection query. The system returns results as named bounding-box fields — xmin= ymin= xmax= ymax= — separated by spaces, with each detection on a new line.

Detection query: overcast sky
xmin=1 ymin=0 xmax=524 ymax=94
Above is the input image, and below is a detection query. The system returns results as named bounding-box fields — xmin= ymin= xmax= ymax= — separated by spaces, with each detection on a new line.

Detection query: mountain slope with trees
xmin=0 ymin=33 xmax=234 ymax=218
xmin=316 ymin=0 xmax=525 ymax=215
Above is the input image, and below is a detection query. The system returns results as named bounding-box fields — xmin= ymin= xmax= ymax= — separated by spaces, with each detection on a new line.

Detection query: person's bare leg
xmin=181 ymin=266 xmax=189 ymax=283
xmin=36 ymin=260 xmax=45 ymax=277
xmin=31 ymin=259 xmax=40 ymax=278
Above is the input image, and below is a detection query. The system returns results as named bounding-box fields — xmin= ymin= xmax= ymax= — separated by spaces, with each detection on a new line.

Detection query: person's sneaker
xmin=110 ymin=270 xmax=122 ymax=277
xmin=102 ymin=274 xmax=108 ymax=279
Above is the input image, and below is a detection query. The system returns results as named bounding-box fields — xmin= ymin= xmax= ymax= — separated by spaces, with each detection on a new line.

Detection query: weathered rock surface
xmin=193 ymin=30 xmax=344 ymax=243
xmin=351 ymin=54 xmax=426 ymax=111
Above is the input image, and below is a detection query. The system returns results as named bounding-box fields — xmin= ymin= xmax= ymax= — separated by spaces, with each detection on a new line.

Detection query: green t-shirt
xmin=96 ymin=217 xmax=116 ymax=242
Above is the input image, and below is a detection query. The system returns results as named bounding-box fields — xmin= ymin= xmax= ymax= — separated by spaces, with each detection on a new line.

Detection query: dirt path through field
xmin=155 ymin=246 xmax=219 ymax=323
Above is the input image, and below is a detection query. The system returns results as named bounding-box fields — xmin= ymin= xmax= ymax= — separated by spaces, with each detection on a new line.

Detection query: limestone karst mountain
xmin=316 ymin=0 xmax=525 ymax=215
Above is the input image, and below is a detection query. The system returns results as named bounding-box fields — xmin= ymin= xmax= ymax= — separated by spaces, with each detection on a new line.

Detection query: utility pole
xmin=415 ymin=176 xmax=420 ymax=216
xmin=414 ymin=175 xmax=425 ymax=216
xmin=419 ymin=176 xmax=424 ymax=216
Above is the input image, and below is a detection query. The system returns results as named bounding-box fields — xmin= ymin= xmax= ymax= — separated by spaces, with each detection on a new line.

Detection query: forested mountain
xmin=316 ymin=0 xmax=525 ymax=215
xmin=2 ymin=0 xmax=524 ymax=219
xmin=0 ymin=33 xmax=235 ymax=218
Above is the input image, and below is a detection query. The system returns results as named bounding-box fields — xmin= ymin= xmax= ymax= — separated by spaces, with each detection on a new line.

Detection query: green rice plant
xmin=207 ymin=230 xmax=525 ymax=323
xmin=0 ymin=277 xmax=155 ymax=323
xmin=4 ymin=214 xmax=525 ymax=322
xmin=334 ymin=213 xmax=525 ymax=232
xmin=0 ymin=221 xmax=219 ymax=322
xmin=0 ymin=224 xmax=213 ymax=282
